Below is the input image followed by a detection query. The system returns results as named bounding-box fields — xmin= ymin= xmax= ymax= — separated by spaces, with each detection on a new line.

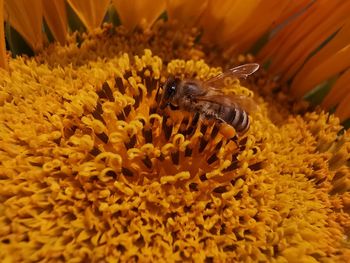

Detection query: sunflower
xmin=0 ymin=1 xmax=349 ymax=262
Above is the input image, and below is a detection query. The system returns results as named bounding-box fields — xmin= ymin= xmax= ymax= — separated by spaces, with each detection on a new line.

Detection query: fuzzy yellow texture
xmin=0 ymin=24 xmax=349 ymax=262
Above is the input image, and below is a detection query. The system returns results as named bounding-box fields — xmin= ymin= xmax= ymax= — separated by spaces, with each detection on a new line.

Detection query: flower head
xmin=0 ymin=1 xmax=350 ymax=262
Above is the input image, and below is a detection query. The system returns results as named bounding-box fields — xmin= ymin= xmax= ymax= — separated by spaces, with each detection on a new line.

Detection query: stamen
xmin=116 ymin=112 xmax=126 ymax=121
xmin=121 ymin=167 xmax=134 ymax=177
xmin=133 ymin=95 xmax=141 ymax=109
xmin=125 ymin=135 xmax=137 ymax=149
xmin=90 ymin=147 xmax=102 ymax=156
xmin=96 ymin=132 xmax=109 ymax=144
xmin=115 ymin=76 xmax=125 ymax=93
xmin=92 ymin=102 xmax=106 ymax=124
xmin=171 ymin=151 xmax=180 ymax=165
xmin=162 ymin=116 xmax=173 ymax=141
xmin=124 ymin=105 xmax=132 ymax=116
xmin=142 ymin=128 xmax=153 ymax=143
xmin=124 ymin=70 xmax=132 ymax=79
xmin=189 ymin=182 xmax=198 ymax=191
xmin=215 ymin=141 xmax=224 ymax=150
xmin=211 ymin=125 xmax=220 ymax=139
xmin=223 ymin=162 xmax=239 ymax=172
xmin=207 ymin=154 xmax=218 ymax=165
xmin=142 ymin=156 xmax=153 ymax=169
xmin=200 ymin=124 xmax=208 ymax=135
xmin=200 ymin=173 xmax=208 ymax=181
xmin=185 ymin=112 xmax=200 ymax=136
xmin=199 ymin=137 xmax=209 ymax=153
xmin=248 ymin=162 xmax=264 ymax=171
xmin=100 ymin=82 xmax=115 ymax=102
xmin=185 ymin=146 xmax=192 ymax=157
xmin=213 ymin=185 xmax=228 ymax=194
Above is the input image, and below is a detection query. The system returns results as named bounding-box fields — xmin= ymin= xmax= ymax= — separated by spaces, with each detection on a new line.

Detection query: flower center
xmin=0 ymin=24 xmax=349 ymax=262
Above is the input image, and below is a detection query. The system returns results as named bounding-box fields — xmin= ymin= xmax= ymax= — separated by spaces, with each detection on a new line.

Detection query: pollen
xmin=0 ymin=24 xmax=349 ymax=262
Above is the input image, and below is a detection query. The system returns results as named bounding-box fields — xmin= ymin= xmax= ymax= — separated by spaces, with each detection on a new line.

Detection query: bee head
xmin=159 ymin=76 xmax=181 ymax=109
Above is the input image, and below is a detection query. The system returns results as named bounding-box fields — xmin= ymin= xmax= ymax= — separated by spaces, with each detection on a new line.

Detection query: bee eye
xmin=169 ymin=85 xmax=176 ymax=93
xmin=165 ymin=85 xmax=176 ymax=98
xmin=164 ymin=77 xmax=178 ymax=99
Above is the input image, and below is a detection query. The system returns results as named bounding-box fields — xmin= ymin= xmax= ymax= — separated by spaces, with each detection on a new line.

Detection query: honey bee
xmin=158 ymin=63 xmax=260 ymax=134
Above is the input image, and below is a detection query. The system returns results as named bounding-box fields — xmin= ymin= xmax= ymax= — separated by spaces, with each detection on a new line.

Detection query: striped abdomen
xmin=207 ymin=103 xmax=250 ymax=133
xmin=221 ymin=104 xmax=250 ymax=133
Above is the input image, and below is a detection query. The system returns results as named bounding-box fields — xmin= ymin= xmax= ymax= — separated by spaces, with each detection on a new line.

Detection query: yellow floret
xmin=0 ymin=24 xmax=349 ymax=262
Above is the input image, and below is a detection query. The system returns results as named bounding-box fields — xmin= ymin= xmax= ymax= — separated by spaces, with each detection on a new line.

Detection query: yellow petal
xmin=291 ymin=20 xmax=350 ymax=98
xmin=0 ymin=0 xmax=8 ymax=69
xmin=113 ymin=0 xmax=165 ymax=30
xmin=4 ymin=0 xmax=43 ymax=51
xmin=166 ymin=0 xmax=208 ymax=25
xmin=322 ymin=69 xmax=350 ymax=110
xmin=43 ymin=0 xmax=67 ymax=44
xmin=66 ymin=0 xmax=110 ymax=31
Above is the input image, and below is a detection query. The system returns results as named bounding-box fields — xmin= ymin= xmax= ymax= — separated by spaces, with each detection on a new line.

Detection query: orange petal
xmin=274 ymin=0 xmax=311 ymax=26
xmin=67 ymin=0 xmax=110 ymax=31
xmin=291 ymin=44 xmax=350 ymax=98
xmin=281 ymin=3 xmax=350 ymax=82
xmin=335 ymin=91 xmax=350 ymax=122
xmin=259 ymin=0 xmax=350 ymax=80
xmin=4 ymin=0 xmax=43 ymax=51
xmin=199 ymin=0 xmax=260 ymax=45
xmin=297 ymin=21 xmax=350 ymax=79
xmin=265 ymin=10 xmax=321 ymax=73
xmin=322 ymin=69 xmax=350 ymax=110
xmin=0 ymin=0 xmax=8 ymax=69
xmin=113 ymin=0 xmax=165 ymax=30
xmin=257 ymin=0 xmax=313 ymax=62
xmin=223 ymin=0 xmax=290 ymax=53
xmin=166 ymin=0 xmax=208 ymax=25
xmin=291 ymin=20 xmax=350 ymax=98
xmin=43 ymin=0 xmax=67 ymax=44
xmin=258 ymin=13 xmax=303 ymax=63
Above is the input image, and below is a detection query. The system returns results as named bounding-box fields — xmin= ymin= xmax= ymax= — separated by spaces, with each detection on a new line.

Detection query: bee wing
xmin=194 ymin=93 xmax=258 ymax=113
xmin=205 ymin=63 xmax=259 ymax=87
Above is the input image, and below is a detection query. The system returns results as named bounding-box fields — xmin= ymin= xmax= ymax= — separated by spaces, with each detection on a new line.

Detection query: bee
xmin=157 ymin=63 xmax=260 ymax=134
